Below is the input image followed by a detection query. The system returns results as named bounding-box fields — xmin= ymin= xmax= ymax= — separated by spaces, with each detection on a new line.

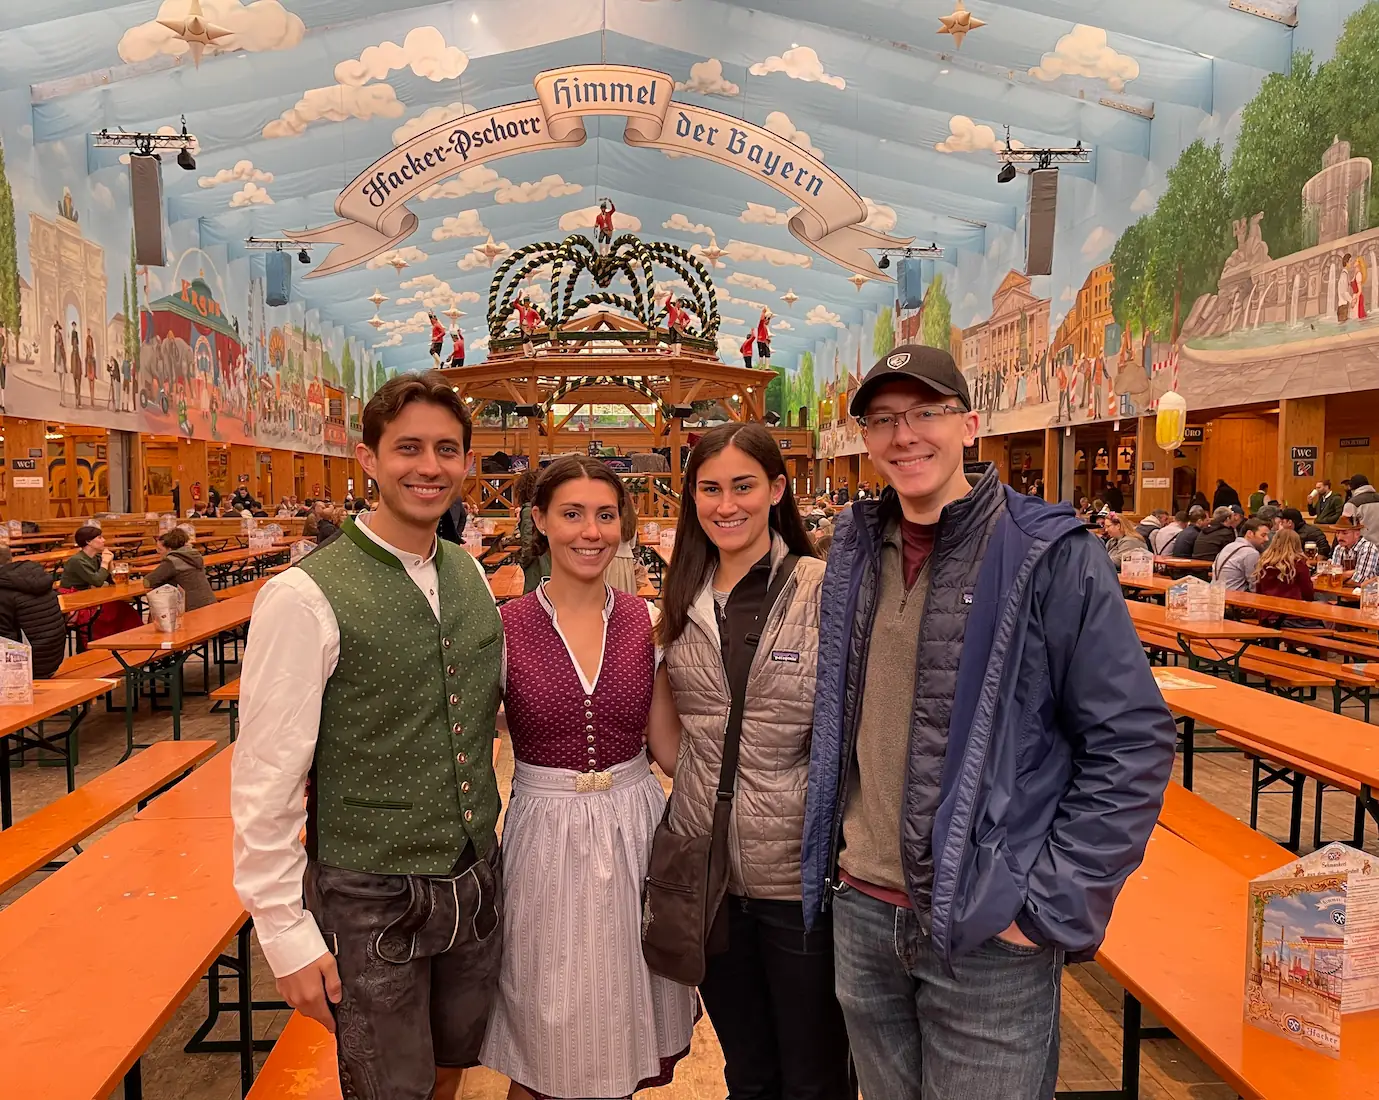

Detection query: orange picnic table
xmin=136 ymin=744 xmax=235 ymax=821
xmin=57 ymin=579 xmax=147 ymax=614
xmin=1097 ymin=826 xmax=1379 ymax=1100
xmin=0 ymin=817 xmax=267 ymax=1098
xmin=0 ymin=679 xmax=118 ymax=829
xmin=88 ymin=597 xmax=256 ymax=748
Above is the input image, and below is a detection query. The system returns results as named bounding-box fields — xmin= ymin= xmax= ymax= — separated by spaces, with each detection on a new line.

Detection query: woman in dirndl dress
xmin=482 ymin=455 xmax=697 ymax=1100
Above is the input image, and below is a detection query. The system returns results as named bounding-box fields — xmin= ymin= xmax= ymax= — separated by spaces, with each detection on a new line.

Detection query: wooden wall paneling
xmin=6 ymin=418 xmax=50 ymax=522
xmin=1275 ymin=397 xmax=1326 ymax=510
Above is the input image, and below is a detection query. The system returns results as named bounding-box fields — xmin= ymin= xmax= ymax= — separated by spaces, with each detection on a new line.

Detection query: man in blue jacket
xmin=801 ymin=345 xmax=1175 ymax=1100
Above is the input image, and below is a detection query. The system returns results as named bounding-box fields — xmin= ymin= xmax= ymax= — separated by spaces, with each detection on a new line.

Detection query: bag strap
xmin=714 ymin=553 xmax=800 ymax=803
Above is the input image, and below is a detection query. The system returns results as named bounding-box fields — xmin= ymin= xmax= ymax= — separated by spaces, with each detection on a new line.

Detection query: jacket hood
xmin=167 ymin=547 xmax=205 ymax=568
xmin=1351 ymin=484 xmax=1379 ymax=503
xmin=0 ymin=560 xmax=60 ymax=596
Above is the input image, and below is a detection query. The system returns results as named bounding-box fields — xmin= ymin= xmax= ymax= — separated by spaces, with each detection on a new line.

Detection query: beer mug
xmin=1155 ymin=391 xmax=1187 ymax=451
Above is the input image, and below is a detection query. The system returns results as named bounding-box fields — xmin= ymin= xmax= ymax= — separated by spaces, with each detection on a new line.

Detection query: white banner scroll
xmin=290 ymin=64 xmax=911 ymax=279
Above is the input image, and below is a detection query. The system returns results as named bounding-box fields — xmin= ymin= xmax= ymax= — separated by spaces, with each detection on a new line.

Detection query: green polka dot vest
xmin=299 ymin=518 xmax=502 ymax=874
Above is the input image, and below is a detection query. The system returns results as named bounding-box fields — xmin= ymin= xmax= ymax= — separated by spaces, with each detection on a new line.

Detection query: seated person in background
xmin=1278 ymin=507 xmax=1330 ymax=558
xmin=1102 ymin=512 xmax=1148 ymax=566
xmin=0 ymin=546 xmax=67 ymax=677
xmin=1169 ymin=506 xmax=1210 ymax=557
xmin=1191 ymin=507 xmax=1240 ymax=561
xmin=1150 ymin=511 xmax=1186 ymax=555
xmin=1135 ymin=509 xmax=1169 ymax=546
xmin=1253 ymin=529 xmax=1319 ymax=627
xmin=143 ymin=528 xmax=216 ymax=611
xmin=251 ymin=501 xmax=270 ymax=519
xmin=60 ymin=525 xmax=113 ymax=590
xmin=1333 ymin=524 xmax=1379 ymax=585
xmin=295 ymin=497 xmax=314 ymax=519
xmin=276 ymin=497 xmax=294 ymax=517
xmin=1212 ymin=517 xmax=1271 ymax=591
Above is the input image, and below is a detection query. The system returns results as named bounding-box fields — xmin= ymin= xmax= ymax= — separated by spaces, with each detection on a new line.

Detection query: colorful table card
xmin=1246 ymin=843 xmax=1379 ymax=1057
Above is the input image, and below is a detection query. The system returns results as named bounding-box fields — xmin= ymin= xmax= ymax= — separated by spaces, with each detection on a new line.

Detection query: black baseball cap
xmin=1345 ymin=473 xmax=1370 ymax=488
xmin=850 ymin=344 xmax=971 ymax=417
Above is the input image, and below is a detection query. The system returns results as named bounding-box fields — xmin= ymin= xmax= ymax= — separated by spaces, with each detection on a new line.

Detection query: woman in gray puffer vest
xmin=144 ymin=527 xmax=216 ymax=611
xmin=652 ymin=422 xmax=853 ymax=1099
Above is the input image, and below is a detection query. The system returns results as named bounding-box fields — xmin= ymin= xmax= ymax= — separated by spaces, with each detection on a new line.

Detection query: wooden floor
xmin=2 ymin=656 xmax=1373 ymax=1100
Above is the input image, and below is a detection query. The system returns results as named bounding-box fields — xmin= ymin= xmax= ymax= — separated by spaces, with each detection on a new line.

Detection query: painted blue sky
xmin=0 ymin=0 xmax=1368 ymax=374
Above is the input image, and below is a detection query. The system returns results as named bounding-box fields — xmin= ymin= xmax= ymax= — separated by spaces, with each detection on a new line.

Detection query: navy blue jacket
xmin=801 ymin=478 xmax=1175 ymax=969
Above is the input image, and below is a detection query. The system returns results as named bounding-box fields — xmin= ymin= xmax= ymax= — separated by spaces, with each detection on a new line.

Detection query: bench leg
xmin=1178 ymin=719 xmax=1195 ymax=792
xmin=1 ymin=734 xmax=11 ymax=829
xmin=1055 ymin=990 xmax=1148 ymax=1100
xmin=123 ymin=1059 xmax=142 ymax=1100
xmin=1288 ymin=771 xmax=1305 ymax=852
xmin=185 ymin=922 xmax=278 ymax=1091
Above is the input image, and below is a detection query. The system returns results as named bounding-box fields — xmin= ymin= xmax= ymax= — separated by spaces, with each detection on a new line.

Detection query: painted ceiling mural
xmin=0 ymin=0 xmax=1371 ymax=456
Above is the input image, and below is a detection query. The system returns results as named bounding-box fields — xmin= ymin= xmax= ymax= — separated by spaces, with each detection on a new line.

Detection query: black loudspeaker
xmin=129 ymin=153 xmax=166 ymax=267
xmin=1025 ymin=168 xmax=1058 ymax=277
xmin=513 ymin=404 xmax=542 ymax=418
xmin=671 ymin=404 xmax=694 ymax=419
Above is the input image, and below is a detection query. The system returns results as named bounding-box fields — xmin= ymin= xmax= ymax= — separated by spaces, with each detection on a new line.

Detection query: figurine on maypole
xmin=595 ymin=198 xmax=616 ymax=257
xmin=740 ymin=331 xmax=755 ymax=369
xmin=428 ymin=311 xmax=445 ymax=366
xmin=663 ymin=293 xmax=690 ymax=358
xmin=514 ymin=295 xmax=541 ymax=357
xmin=448 ymin=325 xmax=465 ymax=368
xmin=755 ymin=307 xmax=773 ymax=367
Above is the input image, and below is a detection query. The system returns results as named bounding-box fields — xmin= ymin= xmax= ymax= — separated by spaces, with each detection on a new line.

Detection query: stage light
xmin=878 ymin=254 xmax=891 ymax=270
xmin=177 ymin=146 xmax=196 ymax=171
xmin=997 ymin=162 xmax=1017 ymax=184
xmin=298 ymin=249 xmax=311 ymax=264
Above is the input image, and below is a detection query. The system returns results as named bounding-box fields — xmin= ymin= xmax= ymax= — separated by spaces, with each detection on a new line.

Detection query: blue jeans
xmin=832 ymin=885 xmax=1063 ymax=1100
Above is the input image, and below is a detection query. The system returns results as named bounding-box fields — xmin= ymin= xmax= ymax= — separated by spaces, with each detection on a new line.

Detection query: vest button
xmin=450 ymin=693 xmax=460 ymax=705
xmin=584 ymin=710 xmax=593 ymax=719
xmin=457 ymin=752 xmax=467 ymax=764
xmin=443 ymin=637 xmax=453 ymax=648
xmin=585 ymin=724 xmax=594 ymax=732
xmin=584 ymin=698 xmax=592 ymax=706
xmin=447 ymin=665 xmax=457 ymax=676
xmin=587 ymin=734 xmax=595 ymax=743
xmin=453 ymin=722 xmax=463 ymax=735
xmin=464 ymin=809 xmax=473 ymax=822
xmin=461 ymin=781 xmax=471 ymax=793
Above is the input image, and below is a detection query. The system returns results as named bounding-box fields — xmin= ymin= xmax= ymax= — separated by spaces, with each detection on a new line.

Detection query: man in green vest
xmin=232 ymin=371 xmax=503 ymax=1100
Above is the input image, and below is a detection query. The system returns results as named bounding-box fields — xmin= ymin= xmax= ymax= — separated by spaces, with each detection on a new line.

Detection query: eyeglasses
xmin=855 ymin=403 xmax=967 ymax=437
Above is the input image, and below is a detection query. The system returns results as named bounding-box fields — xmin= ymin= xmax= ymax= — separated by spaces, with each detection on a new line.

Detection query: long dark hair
xmin=528 ymin=455 xmax=629 ymax=562
xmin=659 ymin=422 xmax=816 ymax=646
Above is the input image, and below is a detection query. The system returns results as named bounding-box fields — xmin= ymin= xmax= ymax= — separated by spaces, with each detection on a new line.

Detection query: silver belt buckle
xmin=574 ymin=769 xmax=614 ymax=793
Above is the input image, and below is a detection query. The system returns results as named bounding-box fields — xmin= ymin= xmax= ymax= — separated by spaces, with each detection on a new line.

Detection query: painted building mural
xmin=0 ymin=0 xmax=1375 ymax=460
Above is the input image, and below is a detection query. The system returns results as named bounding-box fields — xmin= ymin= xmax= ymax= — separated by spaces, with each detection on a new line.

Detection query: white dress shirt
xmin=230 ymin=516 xmax=491 ymax=978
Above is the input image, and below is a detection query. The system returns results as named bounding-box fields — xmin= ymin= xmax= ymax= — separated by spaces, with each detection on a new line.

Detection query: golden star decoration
xmin=473 ymin=235 xmax=507 ymax=265
xmin=157 ymin=0 xmax=232 ymax=67
xmin=937 ymin=1 xmax=986 ymax=48
xmin=849 ymin=272 xmax=869 ymax=291
xmin=780 ymin=289 xmax=800 ymax=307
xmin=367 ymin=289 xmax=388 ymax=307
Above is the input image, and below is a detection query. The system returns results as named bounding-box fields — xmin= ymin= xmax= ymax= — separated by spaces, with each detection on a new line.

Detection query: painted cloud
xmin=675 ymin=59 xmax=740 ymax=97
xmin=1081 ymin=226 xmax=1115 ymax=259
xmin=740 ymin=202 xmax=796 ymax=226
xmin=763 ymin=112 xmax=820 ymax=157
xmin=264 ymin=84 xmax=404 ymax=139
xmin=863 ymin=198 xmax=898 ymax=233
xmin=727 ymin=272 xmax=777 ymax=292
xmin=805 ymin=305 xmax=847 ymax=329
xmin=199 ymin=160 xmax=273 ymax=188
xmin=335 ymin=26 xmax=469 ymax=85
xmin=936 ymin=116 xmax=1021 ymax=154
xmin=1029 ymin=25 xmax=1139 ymax=93
xmin=724 ymin=240 xmax=812 ymax=268
xmin=495 ymin=175 xmax=583 ymax=203
xmin=432 ymin=210 xmax=489 ymax=241
xmin=420 ymin=166 xmax=507 ymax=201
xmin=560 ymin=207 xmax=642 ymax=232
xmin=392 ymin=102 xmax=476 ymax=146
xmin=118 ymin=0 xmax=304 ymax=63
xmin=396 ymin=275 xmax=481 ymax=309
xmin=663 ymin=213 xmax=715 ymax=237
xmin=750 ymin=46 xmax=845 ymax=91
xmin=229 ymin=181 xmax=273 ymax=207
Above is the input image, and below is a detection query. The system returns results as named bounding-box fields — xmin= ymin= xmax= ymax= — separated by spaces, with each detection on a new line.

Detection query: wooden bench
xmin=0 ymin=739 xmax=217 ymax=893
xmin=1156 ymin=781 xmax=1293 ymax=878
xmin=210 ymin=678 xmax=240 ymax=740
xmin=55 ymin=647 xmax=158 ymax=682
xmin=1136 ymin=626 xmax=1335 ymax=697
xmin=246 ymin=1013 xmax=338 ymax=1099
xmin=1213 ymin=728 xmax=1365 ymax=852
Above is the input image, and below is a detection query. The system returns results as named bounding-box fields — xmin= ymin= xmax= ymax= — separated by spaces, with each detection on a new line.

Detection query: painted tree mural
xmin=920 ymin=275 xmax=953 ymax=352
xmin=0 ymin=137 xmax=21 ymax=360
xmin=872 ymin=306 xmax=895 ymax=360
xmin=341 ymin=339 xmax=357 ymax=398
